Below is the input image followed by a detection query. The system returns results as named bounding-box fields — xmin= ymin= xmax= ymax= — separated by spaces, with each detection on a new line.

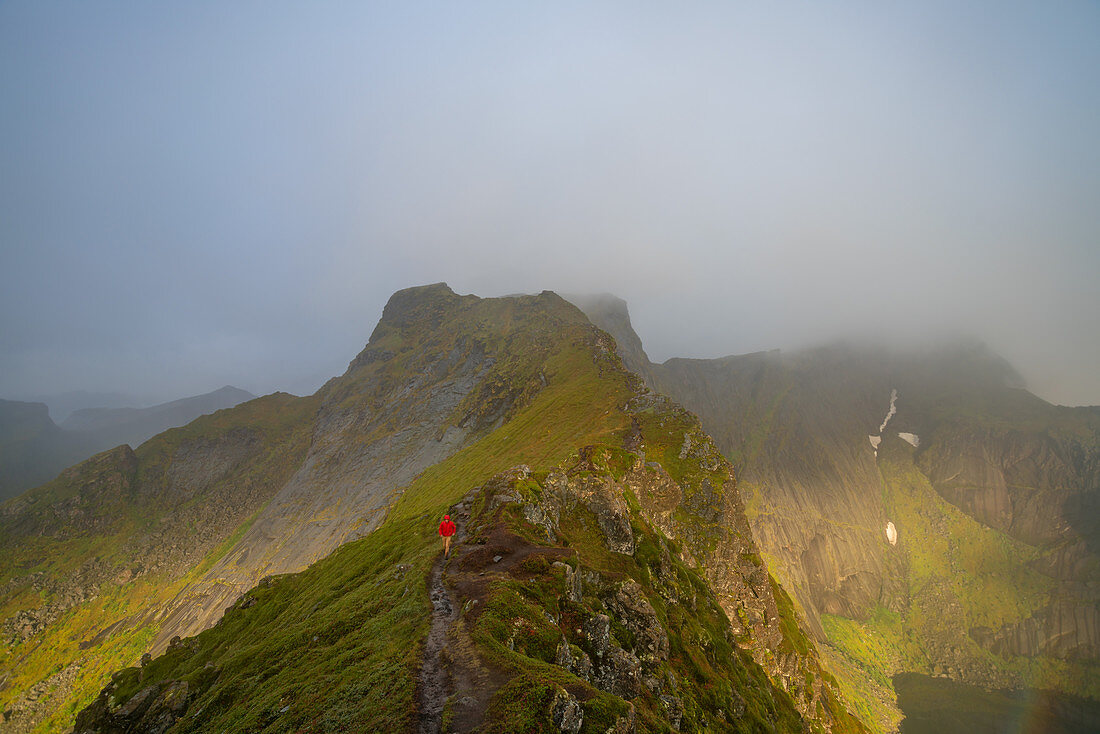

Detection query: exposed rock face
xmin=549 ymin=686 xmax=584 ymax=733
xmin=919 ymin=424 xmax=1098 ymax=547
xmin=917 ymin=421 xmax=1100 ymax=661
xmin=619 ymin=351 xmax=897 ymax=639
xmin=605 ymin=580 xmax=670 ymax=665
xmin=500 ymin=427 xmax=855 ymax=730
xmin=971 ymin=601 xmax=1100 ymax=660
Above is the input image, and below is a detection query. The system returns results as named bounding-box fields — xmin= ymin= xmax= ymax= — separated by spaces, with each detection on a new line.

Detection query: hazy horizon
xmin=2 ymin=3 xmax=1098 ymax=407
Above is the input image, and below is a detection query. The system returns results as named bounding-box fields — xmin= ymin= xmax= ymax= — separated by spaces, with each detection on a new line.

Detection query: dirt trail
xmin=418 ymin=550 xmax=458 ymax=733
xmin=417 ymin=492 xmax=566 ymax=732
xmin=417 ymin=492 xmax=499 ymax=734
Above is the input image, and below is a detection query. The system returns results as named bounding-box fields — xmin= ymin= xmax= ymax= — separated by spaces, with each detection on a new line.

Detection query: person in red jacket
xmin=439 ymin=514 xmax=457 ymax=558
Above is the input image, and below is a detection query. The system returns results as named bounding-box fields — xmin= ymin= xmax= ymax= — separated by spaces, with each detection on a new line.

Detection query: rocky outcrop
xmin=548 ymin=686 xmax=584 ymax=733
xmin=73 ymin=679 xmax=191 ymax=734
xmin=493 ymin=425 xmax=856 ymax=730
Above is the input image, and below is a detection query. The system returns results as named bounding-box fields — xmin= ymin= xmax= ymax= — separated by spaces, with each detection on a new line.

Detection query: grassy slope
xmin=11 ymin=289 xmax=871 ymax=732
xmin=0 ymin=393 xmax=319 ymax=733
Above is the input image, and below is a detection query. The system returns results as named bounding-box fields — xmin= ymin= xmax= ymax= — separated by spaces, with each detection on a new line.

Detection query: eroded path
xmin=417 ymin=493 xmax=497 ymax=734
xmin=417 ymin=490 xmax=567 ymax=733
xmin=418 ymin=549 xmax=459 ymax=733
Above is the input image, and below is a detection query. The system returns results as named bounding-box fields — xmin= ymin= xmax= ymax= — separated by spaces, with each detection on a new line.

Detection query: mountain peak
xmin=371 ymin=282 xmax=463 ymax=337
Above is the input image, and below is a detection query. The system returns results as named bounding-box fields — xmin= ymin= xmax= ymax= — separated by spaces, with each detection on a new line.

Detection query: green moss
xmin=482 ymin=674 xmax=558 ymax=733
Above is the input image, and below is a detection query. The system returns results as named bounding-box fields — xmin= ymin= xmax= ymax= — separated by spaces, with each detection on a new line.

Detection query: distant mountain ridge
xmin=0 ymin=386 xmax=256 ymax=500
xmin=0 ymin=399 xmax=98 ymax=500
xmin=60 ymin=386 xmax=256 ymax=444
xmin=30 ymin=390 xmax=151 ymax=424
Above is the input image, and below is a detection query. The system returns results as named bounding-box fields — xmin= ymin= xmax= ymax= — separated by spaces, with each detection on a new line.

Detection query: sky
xmin=1 ymin=1 xmax=1098 ymax=408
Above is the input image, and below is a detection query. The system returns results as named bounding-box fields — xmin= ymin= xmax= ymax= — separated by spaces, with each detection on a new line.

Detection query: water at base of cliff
xmin=894 ymin=673 xmax=1100 ymax=734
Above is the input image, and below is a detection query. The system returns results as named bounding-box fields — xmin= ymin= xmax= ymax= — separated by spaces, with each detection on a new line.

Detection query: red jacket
xmin=439 ymin=519 xmax=456 ymax=537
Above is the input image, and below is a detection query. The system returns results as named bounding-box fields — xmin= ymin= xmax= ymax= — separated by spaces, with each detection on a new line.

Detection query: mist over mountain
xmin=2 ymin=3 xmax=1098 ymax=409
xmin=2 ymin=2 xmax=1098 ymax=731
xmin=0 ymin=285 xmax=869 ymax=733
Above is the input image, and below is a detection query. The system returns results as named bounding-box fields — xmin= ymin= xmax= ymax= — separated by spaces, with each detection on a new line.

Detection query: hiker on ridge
xmin=439 ymin=514 xmax=457 ymax=558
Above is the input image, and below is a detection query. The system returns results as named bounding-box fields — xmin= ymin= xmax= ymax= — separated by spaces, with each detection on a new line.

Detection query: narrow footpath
xmin=417 ymin=492 xmax=495 ymax=734
xmin=418 ymin=547 xmax=459 ymax=734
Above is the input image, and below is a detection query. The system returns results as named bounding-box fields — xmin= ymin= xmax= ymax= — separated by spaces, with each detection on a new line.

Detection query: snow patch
xmin=868 ymin=435 xmax=882 ymax=450
xmin=885 ymin=521 xmax=898 ymax=546
xmin=879 ymin=389 xmax=898 ymax=433
xmin=898 ymin=432 xmax=920 ymax=448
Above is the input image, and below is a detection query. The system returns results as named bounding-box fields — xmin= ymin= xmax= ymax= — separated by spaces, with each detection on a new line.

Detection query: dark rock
xmin=115 ymin=685 xmax=159 ymax=720
xmin=556 ymin=637 xmax=593 ymax=682
xmin=605 ymin=703 xmax=637 ymax=734
xmin=583 ymin=614 xmax=611 ymax=660
xmin=549 ymin=687 xmax=583 ymax=733
xmin=596 ymin=646 xmax=642 ymax=699
xmin=552 ymin=561 xmax=583 ymax=602
xmin=604 ymin=581 xmax=669 ymax=665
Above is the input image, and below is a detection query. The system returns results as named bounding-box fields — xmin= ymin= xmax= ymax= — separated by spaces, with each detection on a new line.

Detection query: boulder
xmin=549 ymin=687 xmax=584 ymax=733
